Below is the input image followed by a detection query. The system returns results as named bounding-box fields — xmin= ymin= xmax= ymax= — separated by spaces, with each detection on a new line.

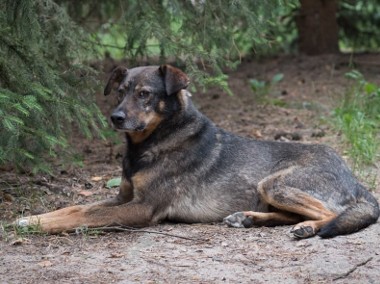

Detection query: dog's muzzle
xmin=111 ymin=111 xmax=145 ymax=132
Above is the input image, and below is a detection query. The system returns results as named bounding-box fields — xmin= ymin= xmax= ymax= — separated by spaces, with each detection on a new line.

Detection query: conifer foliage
xmin=0 ymin=0 xmax=279 ymax=173
xmin=108 ymin=1 xmax=272 ymax=87
xmin=0 ymin=0 xmax=105 ymax=172
xmin=65 ymin=0 xmax=278 ymax=92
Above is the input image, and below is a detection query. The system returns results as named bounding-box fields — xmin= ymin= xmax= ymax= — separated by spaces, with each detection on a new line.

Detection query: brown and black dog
xmin=17 ymin=65 xmax=379 ymax=238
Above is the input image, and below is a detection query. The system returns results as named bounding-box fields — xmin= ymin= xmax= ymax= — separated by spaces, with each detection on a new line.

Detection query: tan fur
xmin=243 ymin=211 xmax=302 ymax=226
xmin=118 ymin=178 xmax=134 ymax=202
xmin=158 ymin=101 xmax=166 ymax=112
xmin=131 ymin=171 xmax=155 ymax=190
xmin=129 ymin=113 xmax=163 ymax=144
xmin=177 ymin=90 xmax=189 ymax=110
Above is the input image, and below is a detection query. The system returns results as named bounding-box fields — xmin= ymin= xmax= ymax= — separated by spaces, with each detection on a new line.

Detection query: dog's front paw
xmin=15 ymin=218 xmax=30 ymax=227
xmin=15 ymin=216 xmax=40 ymax=228
xmin=224 ymin=212 xmax=253 ymax=228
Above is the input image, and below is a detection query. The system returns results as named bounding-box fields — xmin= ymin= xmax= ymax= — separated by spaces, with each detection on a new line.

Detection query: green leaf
xmin=345 ymin=70 xmax=363 ymax=81
xmin=23 ymin=95 xmax=43 ymax=112
xmin=364 ymin=82 xmax=377 ymax=95
xmin=106 ymin=177 xmax=122 ymax=189
xmin=14 ymin=103 xmax=30 ymax=116
xmin=8 ymin=116 xmax=25 ymax=126
xmin=271 ymin=73 xmax=284 ymax=84
xmin=250 ymin=79 xmax=266 ymax=90
xmin=2 ymin=118 xmax=16 ymax=131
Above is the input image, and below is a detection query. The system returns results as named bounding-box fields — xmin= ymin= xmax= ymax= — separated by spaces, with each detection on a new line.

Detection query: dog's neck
xmin=123 ymin=98 xmax=214 ymax=172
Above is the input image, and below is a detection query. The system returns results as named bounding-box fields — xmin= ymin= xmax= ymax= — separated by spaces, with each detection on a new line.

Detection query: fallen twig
xmin=73 ymin=225 xmax=208 ymax=242
xmin=333 ymin=257 xmax=373 ymax=281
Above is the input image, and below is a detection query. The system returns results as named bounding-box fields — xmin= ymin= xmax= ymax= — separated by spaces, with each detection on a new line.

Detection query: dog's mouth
xmin=113 ymin=122 xmax=146 ymax=133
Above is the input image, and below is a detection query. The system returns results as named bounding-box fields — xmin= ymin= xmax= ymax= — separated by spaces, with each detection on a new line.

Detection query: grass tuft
xmin=333 ymin=70 xmax=380 ymax=171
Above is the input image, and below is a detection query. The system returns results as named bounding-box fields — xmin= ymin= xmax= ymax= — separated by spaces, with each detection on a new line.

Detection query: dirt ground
xmin=1 ymin=54 xmax=380 ymax=283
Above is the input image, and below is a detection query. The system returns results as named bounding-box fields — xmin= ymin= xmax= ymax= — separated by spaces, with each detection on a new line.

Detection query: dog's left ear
xmin=159 ymin=65 xmax=190 ymax=95
xmin=104 ymin=66 xmax=128 ymax=96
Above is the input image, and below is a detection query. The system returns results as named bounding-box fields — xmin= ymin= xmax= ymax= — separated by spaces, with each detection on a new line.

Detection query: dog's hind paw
xmin=290 ymin=225 xmax=315 ymax=239
xmin=223 ymin=212 xmax=253 ymax=228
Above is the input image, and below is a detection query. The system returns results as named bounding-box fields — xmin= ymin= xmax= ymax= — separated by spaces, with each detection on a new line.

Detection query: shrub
xmin=0 ymin=0 xmax=106 ymax=173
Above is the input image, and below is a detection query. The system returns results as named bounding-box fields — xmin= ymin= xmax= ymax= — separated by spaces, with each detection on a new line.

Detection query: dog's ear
xmin=159 ymin=65 xmax=190 ymax=95
xmin=104 ymin=66 xmax=128 ymax=96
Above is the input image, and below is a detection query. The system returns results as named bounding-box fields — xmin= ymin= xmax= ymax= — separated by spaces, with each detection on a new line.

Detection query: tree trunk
xmin=296 ymin=0 xmax=339 ymax=55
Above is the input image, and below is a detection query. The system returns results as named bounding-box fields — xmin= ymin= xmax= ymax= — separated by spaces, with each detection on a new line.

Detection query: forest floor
xmin=1 ymin=54 xmax=380 ymax=283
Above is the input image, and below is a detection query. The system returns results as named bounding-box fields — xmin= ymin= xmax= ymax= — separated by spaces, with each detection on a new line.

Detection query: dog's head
xmin=104 ymin=65 xmax=190 ymax=143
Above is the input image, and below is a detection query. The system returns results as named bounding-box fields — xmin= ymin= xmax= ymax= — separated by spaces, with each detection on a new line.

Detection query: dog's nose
xmin=111 ymin=111 xmax=126 ymax=125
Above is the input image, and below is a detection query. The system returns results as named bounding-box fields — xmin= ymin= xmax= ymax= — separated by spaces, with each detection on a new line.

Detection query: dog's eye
xmin=138 ymin=91 xmax=150 ymax=99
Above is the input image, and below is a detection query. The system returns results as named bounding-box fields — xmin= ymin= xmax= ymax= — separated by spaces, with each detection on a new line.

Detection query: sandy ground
xmin=1 ymin=54 xmax=379 ymax=283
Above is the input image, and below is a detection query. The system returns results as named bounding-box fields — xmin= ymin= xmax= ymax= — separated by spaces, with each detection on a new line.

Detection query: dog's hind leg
xmin=259 ymin=185 xmax=337 ymax=238
xmin=225 ymin=167 xmax=337 ymax=238
xmin=257 ymin=167 xmax=337 ymax=238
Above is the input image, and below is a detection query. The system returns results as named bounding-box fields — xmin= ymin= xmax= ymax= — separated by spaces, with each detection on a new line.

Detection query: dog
xmin=16 ymin=64 xmax=379 ymax=238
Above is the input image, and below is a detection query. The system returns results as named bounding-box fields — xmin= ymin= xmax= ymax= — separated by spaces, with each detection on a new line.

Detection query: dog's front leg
xmin=91 ymin=177 xmax=134 ymax=207
xmin=16 ymin=202 xmax=154 ymax=233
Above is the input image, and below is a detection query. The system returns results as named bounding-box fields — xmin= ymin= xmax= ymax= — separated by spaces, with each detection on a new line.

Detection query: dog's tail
xmin=318 ymin=185 xmax=379 ymax=238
